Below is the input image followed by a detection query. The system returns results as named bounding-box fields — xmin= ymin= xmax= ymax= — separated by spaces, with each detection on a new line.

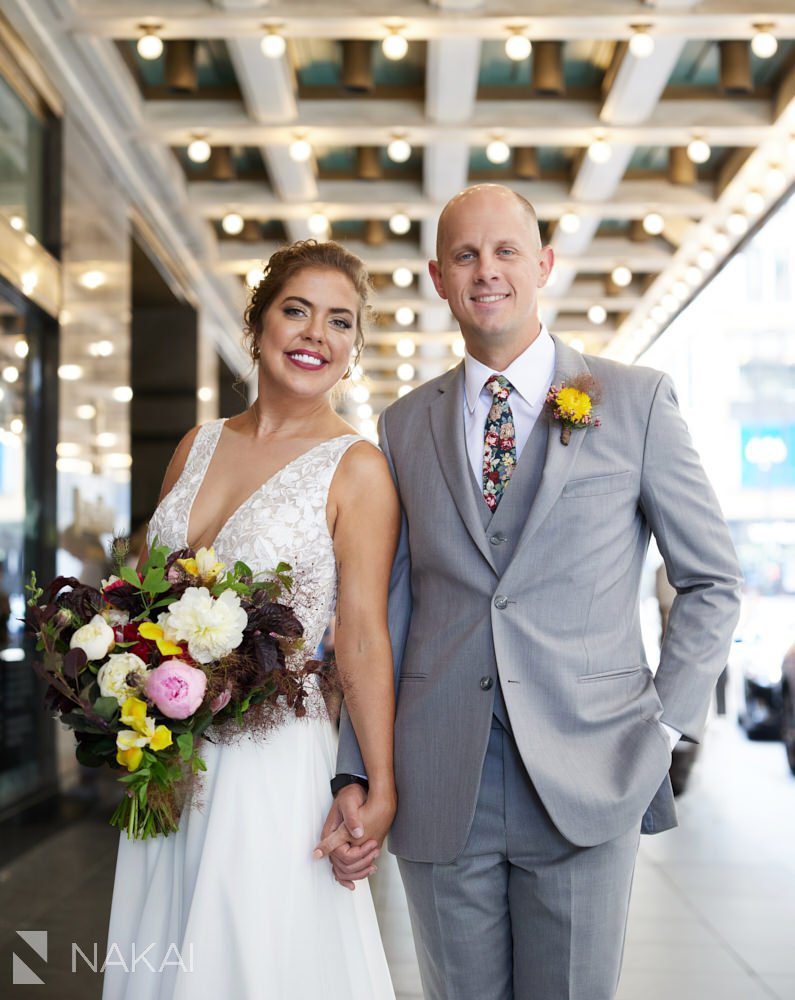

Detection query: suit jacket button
xmin=494 ymin=595 xmax=508 ymax=610
xmin=480 ymin=677 xmax=494 ymax=691
xmin=489 ymin=533 xmax=506 ymax=546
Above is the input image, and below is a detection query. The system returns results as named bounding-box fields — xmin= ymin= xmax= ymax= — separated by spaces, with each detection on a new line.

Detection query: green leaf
xmin=142 ymin=566 xmax=165 ymax=592
xmin=120 ymin=566 xmax=142 ymax=589
xmin=93 ymin=696 xmax=120 ymax=721
xmin=176 ymin=732 xmax=193 ymax=762
xmin=234 ymin=560 xmax=253 ymax=578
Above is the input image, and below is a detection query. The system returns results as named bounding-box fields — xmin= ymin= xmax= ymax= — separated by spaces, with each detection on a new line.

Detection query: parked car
xmin=780 ymin=643 xmax=795 ymax=775
xmin=730 ymin=631 xmax=785 ymax=739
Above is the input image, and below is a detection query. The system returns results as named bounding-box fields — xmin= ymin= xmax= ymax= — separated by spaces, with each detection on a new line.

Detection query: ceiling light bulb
xmin=629 ymin=28 xmax=655 ymax=59
xmin=198 ymin=386 xmax=214 ymax=402
xmin=187 ymin=138 xmax=211 ymax=163
xmin=387 ymin=138 xmax=412 ymax=163
xmin=289 ymin=138 xmax=312 ymax=162
xmin=569 ymin=338 xmax=586 ymax=353
xmin=246 ymin=267 xmax=264 ymax=289
xmin=765 ymin=164 xmax=787 ymax=196
xmin=687 ymin=138 xmax=711 ymax=164
xmin=88 ymin=340 xmax=114 ymax=357
xmin=58 ymin=364 xmax=83 ymax=381
xmin=587 ymin=304 xmax=607 ymax=325
xmin=672 ymin=280 xmax=690 ymax=301
xmin=396 ymin=338 xmax=416 ymax=358
xmin=351 ymin=384 xmax=370 ymax=404
xmin=397 ymin=362 xmax=415 ymax=382
xmin=642 ymin=212 xmax=665 ymax=236
xmin=96 ymin=432 xmax=117 ymax=448
xmin=743 ymin=190 xmax=765 ymax=215
xmin=9 ymin=215 xmax=24 ymax=230
xmin=77 ymin=404 xmax=96 ymax=420
xmin=112 ymin=386 xmax=133 ymax=402
xmin=56 ymin=442 xmax=81 ymax=457
xmin=137 ymin=31 xmax=164 ymax=60
xmin=79 ymin=269 xmax=106 ymax=290
xmin=395 ymin=306 xmax=415 ymax=326
xmin=505 ymin=33 xmax=532 ymax=61
xmin=685 ymin=265 xmax=703 ymax=286
xmin=2 ymin=366 xmax=19 ymax=383
xmin=14 ymin=340 xmax=28 ymax=358
xmin=10 ymin=418 xmax=24 ymax=435
xmin=651 ymin=305 xmax=668 ymax=324
xmin=21 ymin=270 xmax=38 ymax=294
xmin=751 ymin=29 xmax=778 ymax=59
xmin=397 ymin=384 xmax=412 ymax=398
xmin=382 ymin=31 xmax=408 ymax=61
xmin=307 ymin=212 xmax=329 ymax=235
xmin=356 ymin=403 xmax=373 ymax=420
xmin=588 ymin=137 xmax=612 ymax=164
xmin=486 ymin=139 xmax=511 ymax=165
xmin=662 ymin=293 xmax=679 ymax=312
xmin=222 ymin=212 xmax=245 ymax=235
xmin=260 ymin=30 xmax=286 ymax=59
xmin=392 ymin=266 xmax=414 ymax=288
xmin=389 ymin=212 xmax=411 ymax=235
xmin=697 ymin=249 xmax=716 ymax=271
xmin=611 ymin=265 xmax=632 ymax=287
xmin=559 ymin=212 xmax=581 ymax=234
xmin=712 ymin=231 xmax=731 ymax=253
xmin=727 ymin=211 xmax=748 ymax=235
xmin=452 ymin=338 xmax=466 ymax=358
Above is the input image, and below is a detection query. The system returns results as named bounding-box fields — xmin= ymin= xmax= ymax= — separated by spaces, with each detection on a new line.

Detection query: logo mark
xmin=12 ymin=931 xmax=48 ymax=985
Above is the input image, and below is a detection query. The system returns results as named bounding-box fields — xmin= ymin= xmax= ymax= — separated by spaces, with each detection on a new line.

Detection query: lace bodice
xmin=147 ymin=418 xmax=365 ymax=658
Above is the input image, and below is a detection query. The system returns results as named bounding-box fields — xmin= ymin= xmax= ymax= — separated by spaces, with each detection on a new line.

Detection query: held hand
xmin=328 ymin=790 xmax=397 ymax=889
xmin=314 ymin=785 xmax=377 ymax=890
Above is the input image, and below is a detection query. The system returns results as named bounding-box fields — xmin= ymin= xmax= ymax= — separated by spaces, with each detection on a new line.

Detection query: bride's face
xmin=257 ymin=267 xmax=360 ymax=397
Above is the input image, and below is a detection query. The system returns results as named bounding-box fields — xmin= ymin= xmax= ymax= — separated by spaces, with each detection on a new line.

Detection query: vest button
xmin=494 ymin=595 xmax=509 ymax=610
xmin=480 ymin=676 xmax=494 ymax=691
xmin=489 ymin=533 xmax=506 ymax=545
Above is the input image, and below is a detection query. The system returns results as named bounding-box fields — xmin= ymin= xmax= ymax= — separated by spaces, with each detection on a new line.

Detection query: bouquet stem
xmin=109 ymin=783 xmax=181 ymax=839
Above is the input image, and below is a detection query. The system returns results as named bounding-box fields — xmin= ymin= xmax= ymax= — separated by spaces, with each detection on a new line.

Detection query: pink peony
xmin=144 ymin=659 xmax=207 ymax=719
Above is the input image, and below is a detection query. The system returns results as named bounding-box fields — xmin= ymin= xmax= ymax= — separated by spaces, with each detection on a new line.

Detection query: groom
xmin=320 ymin=184 xmax=741 ymax=998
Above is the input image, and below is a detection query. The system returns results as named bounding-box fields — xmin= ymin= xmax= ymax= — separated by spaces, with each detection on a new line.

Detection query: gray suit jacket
xmin=337 ymin=336 xmax=742 ymax=862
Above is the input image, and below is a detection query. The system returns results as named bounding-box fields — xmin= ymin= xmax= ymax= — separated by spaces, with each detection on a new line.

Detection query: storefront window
xmin=0 ymin=72 xmax=45 ymax=243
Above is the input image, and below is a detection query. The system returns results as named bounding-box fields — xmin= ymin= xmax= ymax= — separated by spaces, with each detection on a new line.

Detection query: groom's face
xmin=429 ymin=188 xmax=553 ymax=354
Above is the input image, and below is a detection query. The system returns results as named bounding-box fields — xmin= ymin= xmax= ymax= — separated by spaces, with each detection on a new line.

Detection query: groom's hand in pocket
xmin=314 ymin=785 xmax=379 ymax=890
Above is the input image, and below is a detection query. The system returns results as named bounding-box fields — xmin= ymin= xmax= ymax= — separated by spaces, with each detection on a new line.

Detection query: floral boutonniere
xmin=545 ymin=375 xmax=602 ymax=445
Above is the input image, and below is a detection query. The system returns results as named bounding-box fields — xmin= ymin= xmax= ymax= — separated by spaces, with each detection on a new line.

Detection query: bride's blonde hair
xmin=243 ymin=240 xmax=371 ymax=372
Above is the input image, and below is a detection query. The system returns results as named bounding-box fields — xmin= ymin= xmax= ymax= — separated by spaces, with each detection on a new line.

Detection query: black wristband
xmin=330 ymin=773 xmax=369 ymax=797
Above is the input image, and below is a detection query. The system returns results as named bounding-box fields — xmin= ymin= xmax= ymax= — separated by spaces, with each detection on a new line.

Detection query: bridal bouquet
xmin=26 ymin=541 xmax=327 ymax=839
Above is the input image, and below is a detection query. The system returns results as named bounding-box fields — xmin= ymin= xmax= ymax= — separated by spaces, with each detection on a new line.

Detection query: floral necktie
xmin=482 ymin=374 xmax=517 ymax=511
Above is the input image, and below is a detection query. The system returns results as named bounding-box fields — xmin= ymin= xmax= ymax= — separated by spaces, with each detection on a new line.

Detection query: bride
xmin=103 ymin=241 xmax=399 ymax=999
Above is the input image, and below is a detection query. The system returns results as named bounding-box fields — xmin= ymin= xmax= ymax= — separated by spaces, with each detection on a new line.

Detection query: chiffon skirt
xmin=102 ymin=710 xmax=394 ymax=999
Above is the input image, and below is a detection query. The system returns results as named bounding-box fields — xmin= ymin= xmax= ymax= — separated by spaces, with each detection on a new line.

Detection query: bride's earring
xmin=342 ymin=366 xmax=352 ymax=379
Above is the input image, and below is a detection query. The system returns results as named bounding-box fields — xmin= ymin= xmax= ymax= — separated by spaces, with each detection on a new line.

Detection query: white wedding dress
xmin=103 ymin=418 xmax=394 ymax=1000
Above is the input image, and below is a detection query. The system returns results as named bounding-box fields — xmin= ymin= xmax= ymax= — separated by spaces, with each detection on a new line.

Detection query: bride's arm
xmin=135 ymin=425 xmax=201 ymax=571
xmin=326 ymin=442 xmax=400 ymax=846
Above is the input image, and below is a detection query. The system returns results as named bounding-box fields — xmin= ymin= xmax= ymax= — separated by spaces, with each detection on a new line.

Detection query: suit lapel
xmin=429 ymin=364 xmax=498 ymax=573
xmin=504 ymin=336 xmax=593 ymax=568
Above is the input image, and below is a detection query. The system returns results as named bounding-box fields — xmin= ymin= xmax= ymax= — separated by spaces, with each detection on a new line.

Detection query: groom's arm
xmin=335 ymin=407 xmax=412 ymax=777
xmin=639 ymin=373 xmax=742 ymax=743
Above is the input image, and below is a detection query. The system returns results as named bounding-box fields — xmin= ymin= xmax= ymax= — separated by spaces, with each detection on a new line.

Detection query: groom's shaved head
xmin=435 ymin=184 xmax=542 ymax=259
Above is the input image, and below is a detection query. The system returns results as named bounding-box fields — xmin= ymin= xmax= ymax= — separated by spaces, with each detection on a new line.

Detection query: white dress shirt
xmin=461 ymin=327 xmax=681 ymax=752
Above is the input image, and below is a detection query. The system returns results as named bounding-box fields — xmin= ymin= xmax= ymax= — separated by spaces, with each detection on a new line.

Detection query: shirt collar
xmin=463 ymin=326 xmax=556 ymax=414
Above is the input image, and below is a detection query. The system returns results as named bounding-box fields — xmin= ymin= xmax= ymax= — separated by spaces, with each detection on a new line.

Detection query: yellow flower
xmin=556 ymin=387 xmax=592 ymax=421
xmin=116 ymin=747 xmax=143 ymax=771
xmin=120 ymin=697 xmax=149 ymax=735
xmin=178 ymin=547 xmax=225 ymax=586
xmin=149 ymin=725 xmax=173 ymax=751
xmin=138 ymin=621 xmax=183 ymax=656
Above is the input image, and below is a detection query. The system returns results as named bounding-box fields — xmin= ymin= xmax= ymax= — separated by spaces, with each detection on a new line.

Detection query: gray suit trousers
xmin=398 ymin=720 xmax=641 ymax=1000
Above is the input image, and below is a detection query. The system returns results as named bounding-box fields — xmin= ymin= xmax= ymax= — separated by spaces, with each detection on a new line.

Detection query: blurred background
xmin=0 ymin=3 xmax=794 ymax=998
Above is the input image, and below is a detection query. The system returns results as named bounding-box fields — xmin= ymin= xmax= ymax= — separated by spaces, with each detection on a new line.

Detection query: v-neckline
xmin=184 ymin=420 xmax=357 ymax=552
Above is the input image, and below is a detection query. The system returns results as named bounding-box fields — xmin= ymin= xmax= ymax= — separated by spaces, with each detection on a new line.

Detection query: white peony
xmin=70 ymin=614 xmax=115 ymax=661
xmin=97 ymin=652 xmax=149 ymax=704
xmin=163 ymin=587 xmax=247 ymax=664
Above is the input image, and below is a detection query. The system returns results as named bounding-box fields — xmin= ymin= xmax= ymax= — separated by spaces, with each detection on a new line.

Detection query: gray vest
xmin=469 ymin=413 xmax=550 ymax=730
